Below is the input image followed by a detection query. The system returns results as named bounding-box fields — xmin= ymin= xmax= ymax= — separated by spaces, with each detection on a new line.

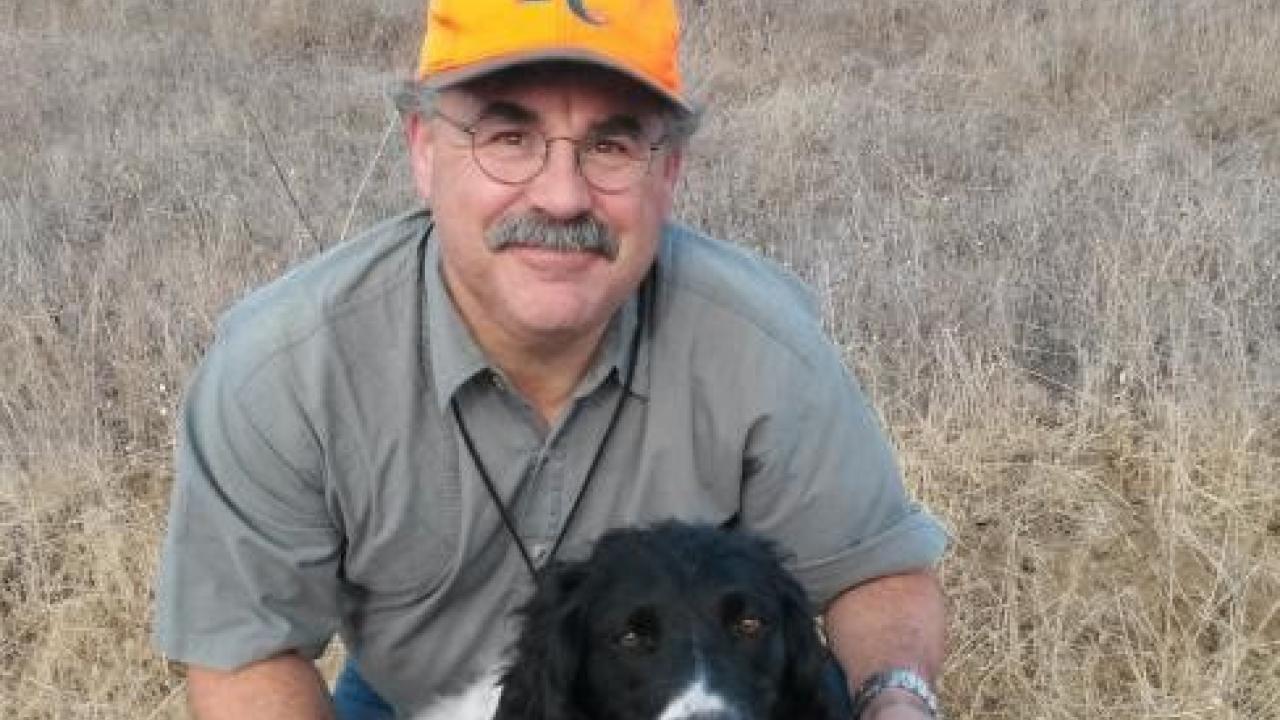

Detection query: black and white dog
xmin=417 ymin=521 xmax=843 ymax=720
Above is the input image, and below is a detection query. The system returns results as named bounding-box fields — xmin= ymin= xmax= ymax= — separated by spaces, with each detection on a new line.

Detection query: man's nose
xmin=525 ymin=138 xmax=593 ymax=220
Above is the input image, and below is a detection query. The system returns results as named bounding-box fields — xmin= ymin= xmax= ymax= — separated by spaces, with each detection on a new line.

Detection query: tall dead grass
xmin=2 ymin=0 xmax=1277 ymax=717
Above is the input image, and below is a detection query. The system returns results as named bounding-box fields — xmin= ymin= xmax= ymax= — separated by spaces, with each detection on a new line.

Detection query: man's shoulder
xmin=658 ymin=223 xmax=827 ymax=360
xmin=213 ymin=210 xmax=430 ymax=376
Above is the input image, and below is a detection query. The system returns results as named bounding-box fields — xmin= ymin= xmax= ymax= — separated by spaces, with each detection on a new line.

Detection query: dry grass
xmin=2 ymin=0 xmax=1278 ymax=717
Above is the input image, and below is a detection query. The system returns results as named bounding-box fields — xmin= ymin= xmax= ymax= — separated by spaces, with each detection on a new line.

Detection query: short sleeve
xmin=741 ymin=347 xmax=949 ymax=608
xmin=152 ymin=333 xmax=342 ymax=670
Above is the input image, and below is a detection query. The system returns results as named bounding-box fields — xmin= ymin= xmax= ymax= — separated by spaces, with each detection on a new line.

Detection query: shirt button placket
xmin=525 ymin=447 xmax=554 ymax=568
xmin=543 ymin=449 xmax=561 ymax=559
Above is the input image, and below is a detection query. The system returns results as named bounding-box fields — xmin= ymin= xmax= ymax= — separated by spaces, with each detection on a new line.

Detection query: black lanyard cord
xmin=451 ymin=272 xmax=652 ymax=580
xmin=452 ymin=398 xmax=540 ymax=578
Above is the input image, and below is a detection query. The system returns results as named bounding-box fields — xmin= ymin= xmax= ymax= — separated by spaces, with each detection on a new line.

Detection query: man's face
xmin=407 ymin=67 xmax=683 ymax=350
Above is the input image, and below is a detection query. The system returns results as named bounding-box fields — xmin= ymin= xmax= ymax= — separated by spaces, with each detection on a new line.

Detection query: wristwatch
xmin=849 ymin=668 xmax=942 ymax=719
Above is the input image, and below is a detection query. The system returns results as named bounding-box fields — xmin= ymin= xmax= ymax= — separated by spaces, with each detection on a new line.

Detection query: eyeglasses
xmin=433 ymin=111 xmax=666 ymax=193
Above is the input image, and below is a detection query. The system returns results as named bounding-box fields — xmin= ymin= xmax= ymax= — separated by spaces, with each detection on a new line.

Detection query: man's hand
xmin=864 ymin=704 xmax=936 ymax=719
xmin=187 ymin=652 xmax=336 ymax=720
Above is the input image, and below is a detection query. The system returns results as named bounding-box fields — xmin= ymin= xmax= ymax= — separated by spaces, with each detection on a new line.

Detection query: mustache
xmin=485 ymin=213 xmax=618 ymax=260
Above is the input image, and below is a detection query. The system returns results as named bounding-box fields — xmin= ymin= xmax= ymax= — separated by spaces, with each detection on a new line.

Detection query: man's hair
xmin=392 ymin=68 xmax=702 ymax=149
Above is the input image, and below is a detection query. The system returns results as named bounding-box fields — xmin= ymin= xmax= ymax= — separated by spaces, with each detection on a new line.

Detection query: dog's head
xmin=495 ymin=522 xmax=841 ymax=720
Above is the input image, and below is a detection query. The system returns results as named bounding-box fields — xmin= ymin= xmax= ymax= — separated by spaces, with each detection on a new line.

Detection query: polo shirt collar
xmin=574 ymin=287 xmax=644 ymax=402
xmin=424 ymin=236 xmax=650 ymax=414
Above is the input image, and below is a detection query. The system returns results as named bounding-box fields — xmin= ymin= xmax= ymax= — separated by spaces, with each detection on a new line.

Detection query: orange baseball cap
xmin=417 ymin=0 xmax=692 ymax=114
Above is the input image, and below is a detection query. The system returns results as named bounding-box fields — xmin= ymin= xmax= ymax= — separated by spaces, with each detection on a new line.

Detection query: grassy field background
xmin=2 ymin=0 xmax=1278 ymax=717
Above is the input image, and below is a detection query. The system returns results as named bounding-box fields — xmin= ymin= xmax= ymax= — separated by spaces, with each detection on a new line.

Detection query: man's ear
xmin=659 ymin=146 xmax=683 ymax=186
xmin=653 ymin=147 xmax=684 ymax=215
xmin=406 ymin=112 xmax=435 ymax=203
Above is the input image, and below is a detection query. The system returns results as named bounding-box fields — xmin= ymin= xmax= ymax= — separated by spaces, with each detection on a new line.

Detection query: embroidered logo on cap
xmin=521 ymin=0 xmax=604 ymax=25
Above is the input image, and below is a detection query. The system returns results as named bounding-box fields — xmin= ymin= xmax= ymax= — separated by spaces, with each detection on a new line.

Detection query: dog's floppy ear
xmin=771 ymin=568 xmax=844 ymax=720
xmin=494 ymin=562 xmax=590 ymax=720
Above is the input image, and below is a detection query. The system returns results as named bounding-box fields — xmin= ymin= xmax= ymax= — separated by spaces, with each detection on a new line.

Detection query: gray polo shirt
xmin=152 ymin=209 xmax=946 ymax=714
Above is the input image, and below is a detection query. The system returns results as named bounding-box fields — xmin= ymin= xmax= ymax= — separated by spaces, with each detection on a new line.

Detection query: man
xmin=153 ymin=1 xmax=949 ymax=718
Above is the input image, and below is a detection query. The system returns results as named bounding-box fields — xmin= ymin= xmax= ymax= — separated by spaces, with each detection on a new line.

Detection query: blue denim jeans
xmin=332 ymin=659 xmax=396 ymax=720
xmin=331 ymin=656 xmax=853 ymax=719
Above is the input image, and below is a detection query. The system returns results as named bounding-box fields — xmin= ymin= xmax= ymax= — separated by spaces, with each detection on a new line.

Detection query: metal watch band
xmin=850 ymin=668 xmax=942 ymax=719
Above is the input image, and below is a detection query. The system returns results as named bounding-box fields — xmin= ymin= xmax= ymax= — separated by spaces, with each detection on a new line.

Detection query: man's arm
xmin=824 ymin=569 xmax=947 ymax=719
xmin=187 ymin=652 xmax=335 ymax=720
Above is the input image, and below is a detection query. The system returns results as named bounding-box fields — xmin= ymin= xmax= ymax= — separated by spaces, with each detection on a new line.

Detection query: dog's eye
xmin=615 ymin=607 xmax=659 ymax=651
xmin=616 ymin=627 xmax=657 ymax=652
xmin=734 ymin=616 xmax=765 ymax=639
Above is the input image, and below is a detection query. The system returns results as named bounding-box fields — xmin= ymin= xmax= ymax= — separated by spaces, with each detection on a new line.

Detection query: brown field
xmin=2 ymin=0 xmax=1278 ymax=717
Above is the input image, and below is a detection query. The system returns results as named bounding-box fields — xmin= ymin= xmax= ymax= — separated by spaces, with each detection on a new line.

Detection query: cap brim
xmin=423 ymin=49 xmax=695 ymax=116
